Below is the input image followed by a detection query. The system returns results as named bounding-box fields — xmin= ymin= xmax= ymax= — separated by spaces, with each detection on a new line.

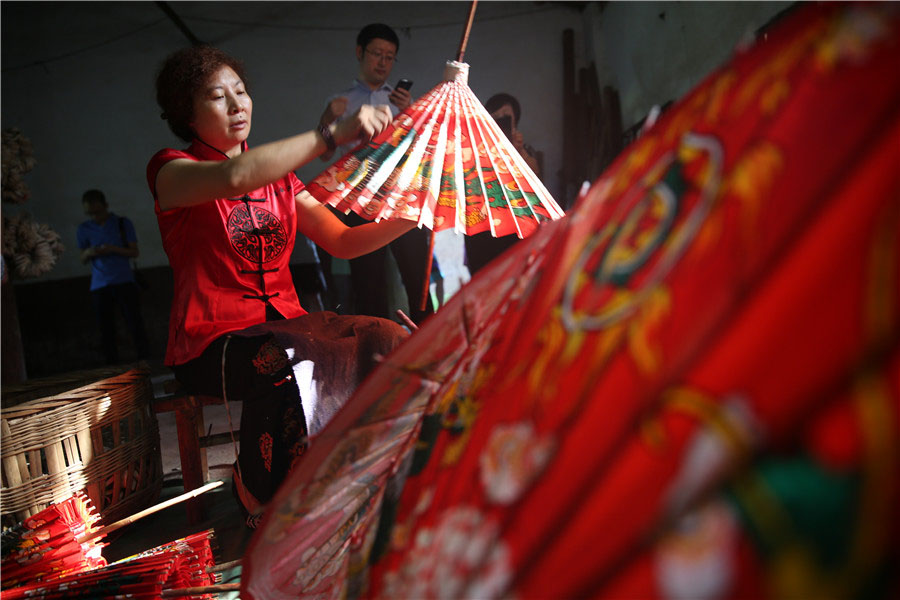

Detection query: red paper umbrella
xmin=306 ymin=58 xmax=563 ymax=238
xmin=307 ymin=3 xmax=562 ymax=237
xmin=244 ymin=3 xmax=900 ymax=599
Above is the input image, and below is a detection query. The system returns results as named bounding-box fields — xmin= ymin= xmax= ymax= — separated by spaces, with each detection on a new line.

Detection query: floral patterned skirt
xmin=172 ymin=311 xmax=409 ymax=521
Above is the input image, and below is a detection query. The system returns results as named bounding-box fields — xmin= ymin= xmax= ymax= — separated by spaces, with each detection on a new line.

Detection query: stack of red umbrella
xmin=1 ymin=482 xmax=230 ymax=599
xmin=1 ymin=529 xmax=219 ymax=599
xmin=1 ymin=492 xmax=106 ymax=590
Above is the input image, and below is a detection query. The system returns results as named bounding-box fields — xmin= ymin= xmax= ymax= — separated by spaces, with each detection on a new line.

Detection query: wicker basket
xmin=1 ymin=366 xmax=162 ymax=528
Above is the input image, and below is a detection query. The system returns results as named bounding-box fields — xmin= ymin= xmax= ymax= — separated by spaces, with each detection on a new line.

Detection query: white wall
xmin=2 ymin=1 xmax=586 ymax=281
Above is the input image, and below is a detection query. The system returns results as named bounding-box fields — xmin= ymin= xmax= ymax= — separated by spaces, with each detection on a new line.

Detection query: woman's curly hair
xmin=155 ymin=45 xmax=249 ymax=143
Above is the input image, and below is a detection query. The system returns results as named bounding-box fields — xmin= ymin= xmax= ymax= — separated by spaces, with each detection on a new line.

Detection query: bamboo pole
xmin=162 ymin=582 xmax=241 ymax=597
xmin=82 ymin=480 xmax=224 ymax=542
xmin=456 ymin=0 xmax=479 ymax=61
xmin=206 ymin=558 xmax=242 ymax=574
xmin=421 ymin=0 xmax=480 ymax=312
xmin=396 ymin=309 xmax=419 ymax=332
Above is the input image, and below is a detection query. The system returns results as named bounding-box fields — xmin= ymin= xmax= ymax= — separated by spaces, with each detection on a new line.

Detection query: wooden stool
xmin=152 ymin=379 xmax=239 ymax=524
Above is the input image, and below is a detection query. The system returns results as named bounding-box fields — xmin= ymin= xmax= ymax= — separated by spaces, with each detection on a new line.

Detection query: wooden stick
xmin=162 ymin=582 xmax=241 ymax=597
xmin=419 ymin=229 xmax=435 ymax=313
xmin=83 ymin=480 xmax=224 ymax=542
xmin=456 ymin=0 xmax=479 ymax=62
xmin=206 ymin=558 xmax=242 ymax=574
xmin=396 ymin=309 xmax=419 ymax=332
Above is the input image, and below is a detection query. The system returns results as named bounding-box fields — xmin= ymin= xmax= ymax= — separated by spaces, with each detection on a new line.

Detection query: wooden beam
xmin=155 ymin=1 xmax=203 ymax=46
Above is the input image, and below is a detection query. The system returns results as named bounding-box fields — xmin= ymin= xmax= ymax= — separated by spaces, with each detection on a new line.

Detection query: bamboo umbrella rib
xmin=463 ymin=91 xmax=538 ymax=235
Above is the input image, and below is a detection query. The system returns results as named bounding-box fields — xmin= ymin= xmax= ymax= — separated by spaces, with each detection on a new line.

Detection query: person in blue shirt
xmin=76 ymin=189 xmax=151 ymax=364
xmin=314 ymin=23 xmax=435 ymax=326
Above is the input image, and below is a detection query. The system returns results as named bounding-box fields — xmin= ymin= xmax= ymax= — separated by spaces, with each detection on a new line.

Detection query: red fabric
xmin=146 ymin=140 xmax=307 ymax=365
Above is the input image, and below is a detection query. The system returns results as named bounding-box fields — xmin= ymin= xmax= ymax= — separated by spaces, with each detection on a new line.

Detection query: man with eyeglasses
xmin=315 ymin=23 xmax=434 ymax=327
xmin=318 ymin=23 xmax=411 ymax=161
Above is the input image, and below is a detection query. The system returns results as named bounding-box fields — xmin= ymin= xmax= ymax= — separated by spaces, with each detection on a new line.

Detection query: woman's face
xmin=190 ymin=65 xmax=252 ymax=157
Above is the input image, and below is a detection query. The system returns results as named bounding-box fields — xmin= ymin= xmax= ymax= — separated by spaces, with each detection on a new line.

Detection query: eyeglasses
xmin=364 ymin=49 xmax=397 ymax=64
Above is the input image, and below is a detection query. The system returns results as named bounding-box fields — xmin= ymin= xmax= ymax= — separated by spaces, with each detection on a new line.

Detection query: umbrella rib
xmin=470 ymin=88 xmax=559 ymax=223
xmin=451 ymin=85 xmax=467 ymax=234
xmin=461 ymin=90 xmax=529 ymax=239
xmin=423 ymin=92 xmax=451 ymax=230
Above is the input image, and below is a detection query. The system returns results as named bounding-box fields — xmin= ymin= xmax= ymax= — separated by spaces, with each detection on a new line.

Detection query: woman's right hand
xmin=333 ymin=104 xmax=393 ymax=147
xmin=319 ymin=97 xmax=348 ymax=127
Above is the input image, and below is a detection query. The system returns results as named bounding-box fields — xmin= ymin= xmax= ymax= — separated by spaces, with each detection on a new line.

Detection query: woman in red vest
xmin=147 ymin=45 xmax=415 ymax=527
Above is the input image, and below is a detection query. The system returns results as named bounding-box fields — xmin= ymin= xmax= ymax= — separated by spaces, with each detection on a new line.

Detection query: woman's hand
xmin=333 ymin=104 xmax=393 ymax=147
xmin=319 ymin=96 xmax=348 ymax=127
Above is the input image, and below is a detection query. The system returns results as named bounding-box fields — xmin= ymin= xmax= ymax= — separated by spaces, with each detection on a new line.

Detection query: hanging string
xmin=220 ymin=336 xmax=243 ymax=486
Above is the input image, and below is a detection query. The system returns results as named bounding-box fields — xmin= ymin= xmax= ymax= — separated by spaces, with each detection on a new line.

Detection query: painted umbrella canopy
xmin=305 ymin=60 xmax=565 ymax=239
xmin=243 ymin=3 xmax=900 ymax=599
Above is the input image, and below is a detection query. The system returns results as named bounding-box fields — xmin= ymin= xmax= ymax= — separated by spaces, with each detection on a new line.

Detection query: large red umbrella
xmin=244 ymin=2 xmax=900 ymax=598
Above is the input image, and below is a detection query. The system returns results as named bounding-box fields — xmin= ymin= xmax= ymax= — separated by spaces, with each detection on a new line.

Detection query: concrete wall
xmin=2 ymin=1 xmax=586 ymax=282
xmin=584 ymin=1 xmax=793 ymax=128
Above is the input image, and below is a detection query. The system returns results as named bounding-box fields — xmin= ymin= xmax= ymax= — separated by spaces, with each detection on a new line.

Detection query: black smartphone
xmin=495 ymin=115 xmax=513 ymax=139
xmin=395 ymin=78 xmax=413 ymax=91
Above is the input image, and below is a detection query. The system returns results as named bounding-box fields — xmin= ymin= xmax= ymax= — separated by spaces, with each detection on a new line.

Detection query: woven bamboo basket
xmin=1 ymin=366 xmax=162 ymax=528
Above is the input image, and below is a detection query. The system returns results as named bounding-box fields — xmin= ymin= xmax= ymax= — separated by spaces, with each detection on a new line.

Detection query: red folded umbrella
xmin=1 ymin=492 xmax=106 ymax=590
xmin=2 ymin=530 xmax=220 ymax=600
xmin=243 ymin=3 xmax=900 ymax=598
xmin=1 ymin=482 xmax=227 ymax=599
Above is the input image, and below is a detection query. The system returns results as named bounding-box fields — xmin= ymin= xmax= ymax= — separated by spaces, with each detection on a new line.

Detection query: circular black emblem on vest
xmin=228 ymin=205 xmax=288 ymax=263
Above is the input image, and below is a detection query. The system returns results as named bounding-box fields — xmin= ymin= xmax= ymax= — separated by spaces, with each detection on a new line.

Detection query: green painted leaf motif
xmin=484 ymin=179 xmax=508 ymax=209
xmin=463 ymin=166 xmax=484 ymax=199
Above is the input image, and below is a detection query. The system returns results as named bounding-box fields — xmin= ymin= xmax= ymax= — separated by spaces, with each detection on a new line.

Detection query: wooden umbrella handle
xmin=419 ymin=230 xmax=435 ymax=313
xmin=456 ymin=0 xmax=479 ymax=62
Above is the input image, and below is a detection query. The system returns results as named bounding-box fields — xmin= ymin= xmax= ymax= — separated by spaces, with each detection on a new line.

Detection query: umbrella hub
xmin=443 ymin=60 xmax=469 ymax=84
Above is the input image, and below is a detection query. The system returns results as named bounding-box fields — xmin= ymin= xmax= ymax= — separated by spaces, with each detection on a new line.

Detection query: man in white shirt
xmin=316 ymin=23 xmax=434 ymax=326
